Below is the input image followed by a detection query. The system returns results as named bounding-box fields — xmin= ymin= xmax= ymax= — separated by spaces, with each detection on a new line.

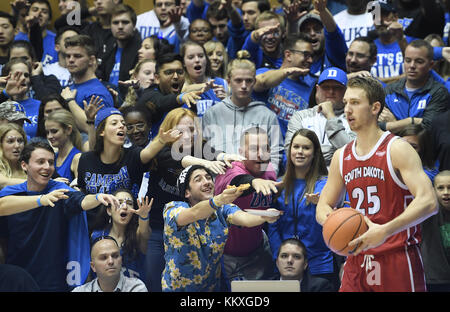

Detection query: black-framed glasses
xmin=162 ymin=68 xmax=185 ymax=76
xmin=126 ymin=123 xmax=146 ymax=132
xmin=289 ymin=49 xmax=314 ymax=59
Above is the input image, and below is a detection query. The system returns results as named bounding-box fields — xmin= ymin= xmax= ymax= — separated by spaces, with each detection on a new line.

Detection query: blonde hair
xmin=0 ymin=123 xmax=27 ymax=178
xmin=255 ymin=11 xmax=285 ymax=34
xmin=226 ymin=50 xmax=256 ymax=79
xmin=204 ymin=40 xmax=228 ymax=78
xmin=46 ymin=110 xmax=83 ymax=151
xmin=123 ymin=59 xmax=157 ymax=108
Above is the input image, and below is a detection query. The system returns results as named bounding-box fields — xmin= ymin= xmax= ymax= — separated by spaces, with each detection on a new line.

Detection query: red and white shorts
xmin=339 ymin=245 xmax=426 ymax=292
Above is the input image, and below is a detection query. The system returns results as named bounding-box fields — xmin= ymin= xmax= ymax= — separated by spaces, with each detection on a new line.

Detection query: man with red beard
xmin=214 ymin=127 xmax=283 ymax=283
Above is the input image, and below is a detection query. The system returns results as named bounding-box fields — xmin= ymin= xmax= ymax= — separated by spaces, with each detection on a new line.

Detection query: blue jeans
xmin=144 ymin=228 xmax=165 ymax=292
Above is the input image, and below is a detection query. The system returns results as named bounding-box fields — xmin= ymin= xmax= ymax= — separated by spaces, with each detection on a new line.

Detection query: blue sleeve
xmin=221 ymin=204 xmax=240 ymax=224
xmin=433 ymin=47 xmax=443 ymax=61
xmin=227 ymin=20 xmax=249 ymax=59
xmin=186 ymin=1 xmax=209 ymax=22
xmin=324 ymin=25 xmax=348 ymax=70
xmin=241 ymin=34 xmax=263 ymax=68
xmin=267 ymin=191 xmax=286 ymax=261
xmin=252 ymin=67 xmax=270 ymax=101
xmin=63 ymin=191 xmax=85 ymax=219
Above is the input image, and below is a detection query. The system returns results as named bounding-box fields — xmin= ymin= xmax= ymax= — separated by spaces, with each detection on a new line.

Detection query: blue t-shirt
xmin=18 ymin=98 xmax=40 ymax=139
xmin=371 ymin=36 xmax=415 ymax=79
xmin=14 ymin=30 xmax=58 ymax=66
xmin=70 ymin=78 xmax=114 ymax=108
xmin=0 ymin=180 xmax=86 ymax=291
xmin=55 ymin=146 xmax=81 ymax=181
xmin=109 ymin=48 xmax=123 ymax=86
xmin=253 ymin=68 xmax=316 ymax=138
xmin=186 ymin=77 xmax=228 ymax=117
xmin=268 ymin=177 xmax=334 ymax=275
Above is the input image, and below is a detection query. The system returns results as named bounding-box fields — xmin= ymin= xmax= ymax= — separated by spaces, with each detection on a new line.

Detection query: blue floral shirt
xmin=162 ymin=201 xmax=239 ymax=292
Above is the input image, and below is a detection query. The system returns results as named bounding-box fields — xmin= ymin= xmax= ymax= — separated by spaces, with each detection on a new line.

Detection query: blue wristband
xmin=2 ymin=89 xmax=9 ymax=98
xmin=178 ymin=92 xmax=185 ymax=104
xmin=96 ymin=193 xmax=101 ymax=201
xmin=209 ymin=197 xmax=220 ymax=210
xmin=139 ymin=214 xmax=150 ymax=221
xmin=37 ymin=195 xmax=43 ymax=207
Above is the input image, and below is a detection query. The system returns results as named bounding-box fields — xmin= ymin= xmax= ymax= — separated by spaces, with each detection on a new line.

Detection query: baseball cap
xmin=0 ymin=100 xmax=31 ymax=123
xmin=298 ymin=13 xmax=323 ymax=32
xmin=318 ymin=67 xmax=348 ymax=86
xmin=94 ymin=107 xmax=122 ymax=129
xmin=377 ymin=0 xmax=396 ymax=13
xmin=177 ymin=165 xmax=214 ymax=200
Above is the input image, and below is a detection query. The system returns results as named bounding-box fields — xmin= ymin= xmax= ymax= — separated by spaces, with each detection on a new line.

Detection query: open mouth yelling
xmin=171 ymin=82 xmax=182 ymax=93
xmin=117 ymin=130 xmax=125 ymax=140
xmin=193 ymin=64 xmax=203 ymax=72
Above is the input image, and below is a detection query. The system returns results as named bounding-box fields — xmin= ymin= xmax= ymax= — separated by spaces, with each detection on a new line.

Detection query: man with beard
xmin=62 ymin=35 xmax=114 ymax=109
xmin=253 ymin=34 xmax=316 ymax=139
xmin=345 ymin=36 xmax=381 ymax=83
xmin=334 ymin=0 xmax=374 ymax=48
xmin=285 ymin=67 xmax=353 ymax=166
xmin=214 ymin=127 xmax=282 ymax=283
xmin=244 ymin=11 xmax=285 ymax=69
xmin=297 ymin=0 xmax=347 ymax=76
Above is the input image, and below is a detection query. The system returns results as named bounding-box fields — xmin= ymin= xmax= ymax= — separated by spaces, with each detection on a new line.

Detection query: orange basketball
xmin=322 ymin=208 xmax=368 ymax=256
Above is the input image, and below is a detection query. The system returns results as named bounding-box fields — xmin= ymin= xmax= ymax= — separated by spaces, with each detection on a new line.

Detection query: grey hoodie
xmin=202 ymin=97 xmax=284 ymax=173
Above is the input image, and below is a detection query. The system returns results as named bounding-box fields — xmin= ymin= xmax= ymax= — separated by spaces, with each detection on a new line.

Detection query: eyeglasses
xmin=126 ymin=123 xmax=146 ymax=132
xmin=289 ymin=49 xmax=314 ymax=60
xmin=191 ymin=28 xmax=211 ymax=34
xmin=155 ymin=1 xmax=175 ymax=8
xmin=261 ymin=31 xmax=280 ymax=40
xmin=162 ymin=68 xmax=185 ymax=76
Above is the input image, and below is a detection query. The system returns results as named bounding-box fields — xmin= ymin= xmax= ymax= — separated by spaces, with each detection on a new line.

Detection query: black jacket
xmin=137 ymin=85 xmax=189 ymax=124
xmin=30 ymin=73 xmax=62 ymax=100
xmin=97 ymin=30 xmax=141 ymax=99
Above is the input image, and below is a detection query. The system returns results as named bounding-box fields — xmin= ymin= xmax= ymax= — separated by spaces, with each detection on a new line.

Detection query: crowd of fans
xmin=0 ymin=0 xmax=449 ymax=292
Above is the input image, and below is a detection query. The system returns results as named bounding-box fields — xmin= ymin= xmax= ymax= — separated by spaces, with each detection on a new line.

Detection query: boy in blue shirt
xmin=63 ymin=34 xmax=114 ymax=109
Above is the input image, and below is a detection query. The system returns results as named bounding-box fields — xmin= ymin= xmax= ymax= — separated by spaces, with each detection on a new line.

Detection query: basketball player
xmin=316 ymin=76 xmax=437 ymax=292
